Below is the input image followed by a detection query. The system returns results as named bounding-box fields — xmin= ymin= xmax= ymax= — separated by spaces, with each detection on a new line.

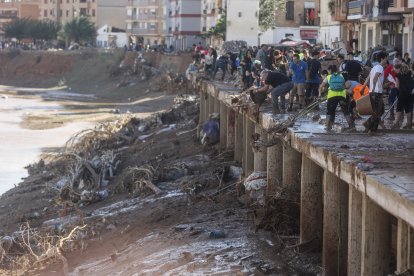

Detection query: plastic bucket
xmin=356 ymin=93 xmax=374 ymax=115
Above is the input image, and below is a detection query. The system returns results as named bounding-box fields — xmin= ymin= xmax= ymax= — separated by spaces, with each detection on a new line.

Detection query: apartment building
xmin=226 ymin=0 xmax=259 ymax=46
xmin=168 ymin=0 xmax=203 ymax=50
xmin=261 ymin=0 xmax=320 ymax=45
xmin=39 ymin=0 xmax=97 ymax=25
xmin=0 ymin=0 xmax=40 ymax=38
xmin=97 ymin=0 xmax=128 ymax=29
xmin=319 ymin=0 xmax=341 ymax=48
xmin=126 ymin=0 xmax=165 ymax=46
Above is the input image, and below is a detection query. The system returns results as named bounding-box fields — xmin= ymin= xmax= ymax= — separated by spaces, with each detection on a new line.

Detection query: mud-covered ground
xmin=0 ymin=94 xmax=322 ymax=275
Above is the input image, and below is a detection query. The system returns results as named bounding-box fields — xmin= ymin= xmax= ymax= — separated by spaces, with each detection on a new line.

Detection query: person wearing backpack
xmin=319 ymin=64 xmax=355 ymax=131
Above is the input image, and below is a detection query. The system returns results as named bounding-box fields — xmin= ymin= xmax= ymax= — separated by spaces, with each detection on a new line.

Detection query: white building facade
xmin=226 ymin=0 xmax=259 ymax=46
xmin=319 ymin=0 xmax=341 ymax=48
xmin=167 ymin=0 xmax=203 ymax=50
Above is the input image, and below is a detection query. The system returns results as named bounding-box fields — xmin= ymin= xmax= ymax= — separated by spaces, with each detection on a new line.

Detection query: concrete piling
xmin=347 ymin=185 xmax=362 ymax=276
xmin=322 ymin=170 xmax=348 ymax=275
xmin=361 ymin=195 xmax=391 ymax=276
xmin=244 ymin=117 xmax=254 ymax=175
xmin=300 ymin=154 xmax=323 ymax=249
xmin=234 ymin=112 xmax=243 ymax=163
xmin=200 ymin=80 xmax=414 ymax=274
xmin=253 ymin=126 xmax=267 ymax=172
xmin=219 ymin=102 xmax=228 ymax=151
xmin=282 ymin=143 xmax=301 ymax=191
xmin=266 ymin=135 xmax=283 ymax=198
xmin=227 ymin=109 xmax=236 ymax=149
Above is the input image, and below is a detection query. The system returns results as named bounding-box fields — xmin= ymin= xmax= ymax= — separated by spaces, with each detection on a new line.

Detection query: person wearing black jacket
xmin=392 ymin=63 xmax=414 ymax=129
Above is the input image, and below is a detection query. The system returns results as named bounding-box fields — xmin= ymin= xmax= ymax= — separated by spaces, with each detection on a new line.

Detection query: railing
xmin=127 ymin=14 xmax=157 ymax=21
xmin=347 ymin=0 xmax=364 ymax=15
xmin=127 ymin=28 xmax=158 ymax=35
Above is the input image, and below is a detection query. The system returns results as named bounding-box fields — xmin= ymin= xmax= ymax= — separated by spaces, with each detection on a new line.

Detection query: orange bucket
xmin=356 ymin=93 xmax=374 ymax=115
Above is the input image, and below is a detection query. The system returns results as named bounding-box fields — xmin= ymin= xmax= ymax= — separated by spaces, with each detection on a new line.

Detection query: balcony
xmin=127 ymin=27 xmax=158 ymax=35
xmin=388 ymin=0 xmax=410 ymax=13
xmin=128 ymin=0 xmax=158 ymax=6
xmin=347 ymin=0 xmax=364 ymax=20
xmin=127 ymin=14 xmax=157 ymax=21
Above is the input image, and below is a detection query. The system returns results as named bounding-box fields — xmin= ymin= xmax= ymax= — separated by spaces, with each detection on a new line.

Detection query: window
xmin=150 ymin=23 xmax=156 ymax=29
xmin=44 ymin=9 xmax=47 ymax=17
xmin=80 ymin=8 xmax=86 ymax=16
xmin=238 ymin=12 xmax=242 ymax=17
xmin=67 ymin=0 xmax=69 ymax=3
xmin=92 ymin=9 xmax=95 ymax=17
xmin=286 ymin=1 xmax=294 ymax=20
xmin=59 ymin=9 xmax=62 ymax=16
xmin=44 ymin=0 xmax=47 ymax=3
xmin=66 ymin=10 xmax=69 ymax=16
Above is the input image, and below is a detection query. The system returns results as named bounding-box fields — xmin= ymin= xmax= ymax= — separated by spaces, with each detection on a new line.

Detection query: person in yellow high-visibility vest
xmin=319 ymin=64 xmax=355 ymax=131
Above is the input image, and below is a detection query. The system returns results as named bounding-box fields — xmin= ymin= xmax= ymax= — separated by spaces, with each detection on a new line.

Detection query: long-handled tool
xmin=379 ymin=96 xmax=398 ymax=129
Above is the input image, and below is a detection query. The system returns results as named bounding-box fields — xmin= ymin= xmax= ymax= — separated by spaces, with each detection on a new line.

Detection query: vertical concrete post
xmin=361 ymin=195 xmax=391 ymax=276
xmin=214 ymin=98 xmax=220 ymax=114
xmin=322 ymin=170 xmax=348 ymax=276
xmin=397 ymin=219 xmax=410 ymax=273
xmin=208 ymin=94 xmax=214 ymax=116
xmin=219 ymin=102 xmax=228 ymax=150
xmin=242 ymin=115 xmax=247 ymax=173
xmin=198 ymin=91 xmax=206 ymax=139
xmin=227 ymin=108 xmax=236 ymax=150
xmin=253 ymin=125 xmax=267 ymax=172
xmin=300 ymin=154 xmax=323 ymax=249
xmin=282 ymin=142 xmax=301 ymax=191
xmin=266 ymin=135 xmax=282 ymax=198
xmin=234 ymin=112 xmax=243 ymax=163
xmin=199 ymin=91 xmax=206 ymax=125
xmin=347 ymin=186 xmax=362 ymax=276
xmin=244 ymin=117 xmax=254 ymax=175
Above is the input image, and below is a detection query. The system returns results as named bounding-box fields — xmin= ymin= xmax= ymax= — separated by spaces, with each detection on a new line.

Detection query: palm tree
xmin=63 ymin=16 xmax=96 ymax=47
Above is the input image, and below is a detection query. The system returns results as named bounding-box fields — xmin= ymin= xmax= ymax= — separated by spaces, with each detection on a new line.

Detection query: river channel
xmin=0 ymin=92 xmax=95 ymax=195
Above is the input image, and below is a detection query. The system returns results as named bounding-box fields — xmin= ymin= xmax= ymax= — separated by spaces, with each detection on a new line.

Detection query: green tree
xmin=205 ymin=8 xmax=226 ymax=40
xmin=259 ymin=0 xmax=286 ymax=31
xmin=63 ymin=16 xmax=96 ymax=46
xmin=3 ymin=18 xmax=30 ymax=40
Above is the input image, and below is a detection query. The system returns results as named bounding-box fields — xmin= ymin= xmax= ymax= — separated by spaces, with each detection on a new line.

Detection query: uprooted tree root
xmin=254 ymin=189 xmax=300 ymax=236
xmin=0 ymin=224 xmax=88 ymax=275
xmin=118 ymin=165 xmax=161 ymax=196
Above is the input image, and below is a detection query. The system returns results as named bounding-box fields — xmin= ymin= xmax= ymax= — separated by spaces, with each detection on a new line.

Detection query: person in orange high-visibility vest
xmin=345 ymin=80 xmax=370 ymax=118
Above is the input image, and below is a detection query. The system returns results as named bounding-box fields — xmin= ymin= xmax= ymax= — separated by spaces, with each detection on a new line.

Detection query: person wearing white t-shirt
xmin=360 ymin=51 xmax=388 ymax=132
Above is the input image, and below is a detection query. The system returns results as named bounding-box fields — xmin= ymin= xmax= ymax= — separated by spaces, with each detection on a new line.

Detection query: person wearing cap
xmin=251 ymin=60 xmax=263 ymax=87
xmin=319 ymin=64 xmax=355 ymax=130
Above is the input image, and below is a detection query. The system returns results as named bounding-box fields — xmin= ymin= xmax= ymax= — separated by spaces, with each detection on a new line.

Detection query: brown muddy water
xmin=0 ymin=93 xmax=94 ymax=195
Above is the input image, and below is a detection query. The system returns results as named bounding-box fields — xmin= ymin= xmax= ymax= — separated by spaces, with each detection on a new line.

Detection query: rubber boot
xmin=404 ymin=113 xmax=413 ymax=129
xmin=325 ymin=116 xmax=333 ymax=131
xmin=392 ymin=112 xmax=403 ymax=129
xmin=345 ymin=115 xmax=355 ymax=129
xmin=287 ymin=102 xmax=293 ymax=112
xmin=387 ymin=106 xmax=395 ymax=121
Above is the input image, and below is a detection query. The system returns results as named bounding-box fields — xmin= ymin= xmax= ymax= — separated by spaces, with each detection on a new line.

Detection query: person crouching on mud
xmin=253 ymin=70 xmax=294 ymax=114
xmin=319 ymin=64 xmax=355 ymax=131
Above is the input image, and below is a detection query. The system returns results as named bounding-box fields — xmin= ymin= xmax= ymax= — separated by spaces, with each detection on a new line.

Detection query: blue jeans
xmin=388 ymin=88 xmax=399 ymax=105
xmin=270 ymin=81 xmax=294 ymax=110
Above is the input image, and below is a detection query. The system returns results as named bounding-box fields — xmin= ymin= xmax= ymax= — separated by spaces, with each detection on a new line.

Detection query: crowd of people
xmin=188 ymin=42 xmax=414 ymax=132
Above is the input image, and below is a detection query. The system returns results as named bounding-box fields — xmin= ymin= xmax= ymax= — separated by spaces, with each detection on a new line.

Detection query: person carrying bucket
xmin=359 ymin=51 xmax=388 ymax=132
xmin=319 ymin=64 xmax=355 ymax=131
xmin=345 ymin=80 xmax=369 ymax=119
